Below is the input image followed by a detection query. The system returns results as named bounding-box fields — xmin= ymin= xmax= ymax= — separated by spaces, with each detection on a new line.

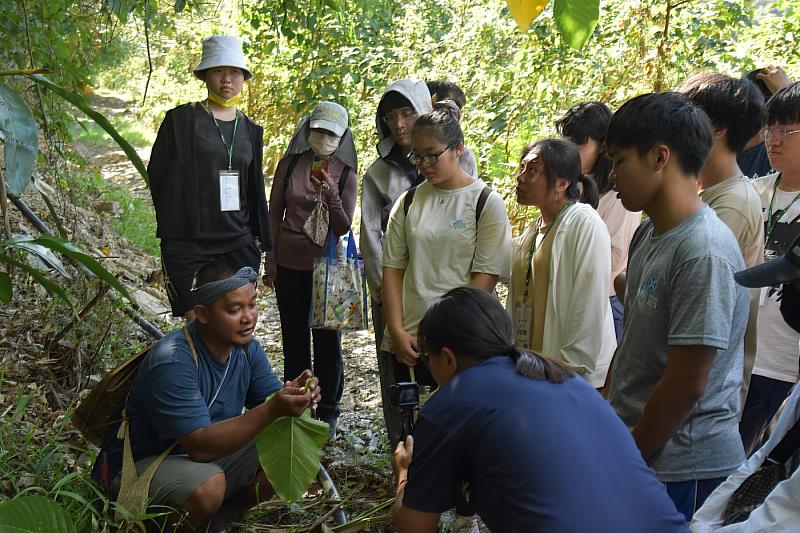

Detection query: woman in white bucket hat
xmin=147 ymin=35 xmax=271 ymax=320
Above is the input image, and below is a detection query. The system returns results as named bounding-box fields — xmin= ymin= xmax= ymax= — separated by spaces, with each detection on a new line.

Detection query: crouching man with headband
xmin=105 ymin=261 xmax=320 ymax=531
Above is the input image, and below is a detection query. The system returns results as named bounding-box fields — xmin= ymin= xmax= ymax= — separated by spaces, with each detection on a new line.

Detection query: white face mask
xmin=309 ymin=130 xmax=341 ymax=156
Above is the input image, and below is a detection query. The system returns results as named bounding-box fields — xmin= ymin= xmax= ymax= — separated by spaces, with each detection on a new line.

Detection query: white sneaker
xmin=452 ymin=513 xmax=479 ymax=533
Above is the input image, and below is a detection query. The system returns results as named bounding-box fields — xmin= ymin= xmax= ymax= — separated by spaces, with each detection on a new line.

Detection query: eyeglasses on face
xmin=517 ymin=161 xmax=543 ymax=182
xmin=760 ymin=127 xmax=800 ymax=143
xmin=381 ymin=110 xmax=418 ymax=125
xmin=408 ymin=145 xmax=453 ymax=167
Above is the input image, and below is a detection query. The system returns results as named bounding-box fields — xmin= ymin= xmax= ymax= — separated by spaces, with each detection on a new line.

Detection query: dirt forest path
xmin=70 ymin=93 xmax=400 ymax=528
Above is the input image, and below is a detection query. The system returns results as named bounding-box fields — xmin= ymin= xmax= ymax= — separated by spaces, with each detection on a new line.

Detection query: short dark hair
xmin=606 ymin=92 xmax=713 ymax=176
xmin=678 ymin=72 xmax=766 ymax=153
xmin=745 ymin=69 xmax=773 ymax=100
xmin=555 ymin=101 xmax=614 ymax=194
xmin=418 ymin=287 xmax=574 ymax=383
xmin=193 ymin=260 xmax=236 ymax=290
xmin=426 ymin=80 xmax=467 ymax=110
xmin=528 ymin=138 xmax=599 ymax=209
xmin=412 ymin=100 xmax=464 ymax=146
xmin=767 ymin=81 xmax=800 ymax=126
xmin=555 ymin=101 xmax=612 ymax=145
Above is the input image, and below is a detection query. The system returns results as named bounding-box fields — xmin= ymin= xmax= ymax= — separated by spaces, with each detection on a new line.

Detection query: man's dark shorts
xmin=111 ymin=443 xmax=259 ymax=509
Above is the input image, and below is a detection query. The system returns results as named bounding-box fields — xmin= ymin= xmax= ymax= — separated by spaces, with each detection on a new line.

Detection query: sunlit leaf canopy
xmin=1 ymin=0 xmax=799 ymax=229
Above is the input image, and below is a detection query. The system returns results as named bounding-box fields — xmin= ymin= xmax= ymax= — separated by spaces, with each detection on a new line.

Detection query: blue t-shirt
xmin=403 ymin=357 xmax=689 ymax=533
xmin=737 ymin=143 xmax=772 ymax=179
xmin=124 ymin=322 xmax=283 ymax=462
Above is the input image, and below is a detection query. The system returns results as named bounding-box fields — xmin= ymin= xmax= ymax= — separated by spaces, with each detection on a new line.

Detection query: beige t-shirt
xmin=596 ymin=191 xmax=641 ymax=297
xmin=751 ymin=172 xmax=800 ymax=383
xmin=700 ymin=175 xmax=764 ymax=269
xmin=700 ymin=174 xmax=766 ymax=400
xmin=381 ymin=179 xmax=512 ymax=353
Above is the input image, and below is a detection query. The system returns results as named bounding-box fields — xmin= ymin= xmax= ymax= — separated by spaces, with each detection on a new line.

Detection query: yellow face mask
xmin=207 ymin=91 xmax=243 ymax=108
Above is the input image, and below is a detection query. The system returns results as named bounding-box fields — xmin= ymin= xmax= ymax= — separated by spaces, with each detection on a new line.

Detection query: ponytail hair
xmin=417 ymin=287 xmax=575 ymax=384
xmin=412 ymin=99 xmax=464 ymax=147
xmin=574 ymin=174 xmax=600 ymax=209
xmin=508 ymin=345 xmax=573 ymax=383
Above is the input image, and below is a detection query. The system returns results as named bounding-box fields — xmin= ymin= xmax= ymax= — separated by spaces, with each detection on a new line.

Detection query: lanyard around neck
xmin=205 ymin=103 xmax=239 ymax=170
xmin=522 ymin=201 xmax=574 ymax=302
xmin=766 ymin=174 xmax=800 ymax=241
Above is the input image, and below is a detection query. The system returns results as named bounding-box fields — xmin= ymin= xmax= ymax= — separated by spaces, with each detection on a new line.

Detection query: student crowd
xmin=97 ymin=35 xmax=800 ymax=532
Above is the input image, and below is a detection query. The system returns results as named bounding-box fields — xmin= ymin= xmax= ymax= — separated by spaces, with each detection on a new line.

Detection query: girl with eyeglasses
xmin=381 ymin=100 xmax=512 ymax=434
xmin=383 ymin=116 xmax=510 ymax=529
xmin=508 ymin=138 xmax=616 ymax=389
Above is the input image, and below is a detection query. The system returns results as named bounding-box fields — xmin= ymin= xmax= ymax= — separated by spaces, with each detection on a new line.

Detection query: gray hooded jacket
xmin=359 ymin=79 xmax=478 ymax=297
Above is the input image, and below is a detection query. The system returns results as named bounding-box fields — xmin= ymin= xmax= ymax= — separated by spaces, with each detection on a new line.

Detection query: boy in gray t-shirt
xmin=605 ymin=92 xmax=748 ymax=521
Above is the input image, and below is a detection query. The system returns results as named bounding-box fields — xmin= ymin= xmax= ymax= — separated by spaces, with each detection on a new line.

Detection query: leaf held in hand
xmin=255 ymin=411 xmax=329 ymax=503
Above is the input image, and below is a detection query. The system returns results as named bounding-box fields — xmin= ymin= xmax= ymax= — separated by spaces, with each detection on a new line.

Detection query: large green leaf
xmin=255 ymin=411 xmax=329 ymax=503
xmin=553 ymin=0 xmax=600 ymax=50
xmin=0 ymin=253 xmax=73 ymax=309
xmin=20 ymin=234 xmax=132 ymax=302
xmin=0 ymin=271 xmax=11 ymax=303
xmin=24 ymin=74 xmax=148 ymax=186
xmin=0 ymin=81 xmax=38 ymax=196
xmin=0 ymin=495 xmax=76 ymax=533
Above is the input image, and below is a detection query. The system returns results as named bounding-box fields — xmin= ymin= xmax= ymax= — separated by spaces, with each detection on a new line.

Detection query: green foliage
xmin=0 ymin=251 xmax=73 ymax=308
xmin=0 ymin=80 xmax=38 ymax=196
xmin=72 ymin=118 xmax=153 ymax=151
xmin=554 ymin=0 xmax=600 ymax=50
xmin=0 ymin=390 xmax=113 ymax=532
xmin=102 ymin=190 xmax=160 ymax=257
xmin=27 ymin=235 xmax=132 ymax=301
xmin=0 ymin=496 xmax=76 ymax=533
xmin=1 ymin=234 xmax=133 ymax=309
xmin=25 ymin=74 xmax=149 ymax=185
xmin=0 ymin=271 xmax=11 ymax=302
xmin=255 ymin=410 xmax=329 ymax=503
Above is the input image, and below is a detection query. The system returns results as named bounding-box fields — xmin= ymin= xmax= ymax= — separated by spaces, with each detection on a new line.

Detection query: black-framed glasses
xmin=760 ymin=127 xmax=800 ymax=143
xmin=381 ymin=109 xmax=418 ymax=125
xmin=408 ymin=145 xmax=453 ymax=167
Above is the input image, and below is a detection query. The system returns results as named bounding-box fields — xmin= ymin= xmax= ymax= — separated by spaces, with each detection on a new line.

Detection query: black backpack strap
xmin=282 ymin=153 xmax=302 ymax=199
xmin=338 ymin=165 xmax=351 ymax=195
xmin=403 ymin=186 xmax=419 ymax=217
xmin=475 ymin=186 xmax=492 ymax=225
xmin=404 ymin=185 xmax=489 ymax=221
xmin=768 ymin=418 xmax=800 ymax=464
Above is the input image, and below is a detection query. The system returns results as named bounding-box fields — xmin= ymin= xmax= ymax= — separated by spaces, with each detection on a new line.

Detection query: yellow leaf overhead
xmin=507 ymin=0 xmax=550 ymax=32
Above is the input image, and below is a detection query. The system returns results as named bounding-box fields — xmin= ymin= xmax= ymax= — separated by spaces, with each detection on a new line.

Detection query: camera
xmin=389 ymin=382 xmax=420 ymax=443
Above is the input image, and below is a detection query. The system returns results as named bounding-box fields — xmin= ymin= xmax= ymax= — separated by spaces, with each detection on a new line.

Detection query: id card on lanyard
xmin=207 ymin=105 xmax=241 ymax=212
xmin=514 ymin=301 xmax=533 ymax=349
xmin=219 ymin=170 xmax=240 ymax=211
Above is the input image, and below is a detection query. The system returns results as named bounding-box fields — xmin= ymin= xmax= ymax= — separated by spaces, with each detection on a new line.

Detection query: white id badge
xmin=759 ymin=286 xmax=770 ymax=306
xmin=514 ymin=301 xmax=532 ymax=349
xmin=219 ymin=170 xmax=240 ymax=211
